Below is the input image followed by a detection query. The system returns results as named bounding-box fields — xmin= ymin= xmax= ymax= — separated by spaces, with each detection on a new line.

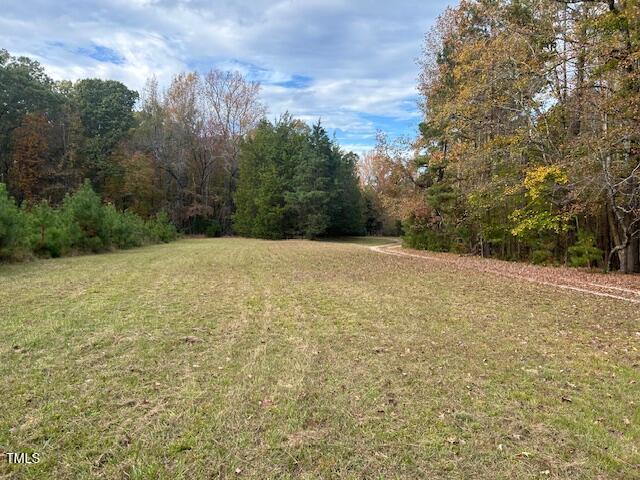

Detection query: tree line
xmin=5 ymin=0 xmax=639 ymax=273
xmin=363 ymin=0 xmax=640 ymax=273
xmin=0 ymin=181 xmax=177 ymax=259
xmin=0 ymin=49 xmax=369 ymax=260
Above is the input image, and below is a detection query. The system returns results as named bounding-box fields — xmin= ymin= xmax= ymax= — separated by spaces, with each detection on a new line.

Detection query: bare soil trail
xmin=370 ymin=244 xmax=640 ymax=304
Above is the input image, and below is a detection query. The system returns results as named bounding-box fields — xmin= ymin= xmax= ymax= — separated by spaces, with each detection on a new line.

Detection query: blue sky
xmin=1 ymin=0 xmax=453 ymax=155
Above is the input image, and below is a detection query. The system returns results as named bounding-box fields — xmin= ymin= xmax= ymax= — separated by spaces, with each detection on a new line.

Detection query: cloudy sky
xmin=1 ymin=0 xmax=452 ymax=154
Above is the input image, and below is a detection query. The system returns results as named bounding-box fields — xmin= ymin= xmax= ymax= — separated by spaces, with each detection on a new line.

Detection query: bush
xmin=147 ymin=211 xmax=179 ymax=243
xmin=0 ymin=184 xmax=26 ymax=259
xmin=205 ymin=220 xmax=222 ymax=238
xmin=25 ymin=201 xmax=72 ymax=257
xmin=63 ymin=180 xmax=108 ymax=252
xmin=402 ymin=224 xmax=450 ymax=252
xmin=188 ymin=215 xmax=213 ymax=235
xmin=104 ymin=205 xmax=147 ymax=249
xmin=0 ymin=181 xmax=179 ymax=262
xmin=530 ymin=248 xmax=554 ymax=265
xmin=568 ymin=232 xmax=603 ymax=268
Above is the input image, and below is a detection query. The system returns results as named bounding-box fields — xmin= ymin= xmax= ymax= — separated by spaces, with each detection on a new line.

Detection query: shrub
xmin=402 ymin=225 xmax=450 ymax=252
xmin=147 ymin=211 xmax=178 ymax=243
xmin=0 ymin=181 xmax=178 ymax=262
xmin=205 ymin=220 xmax=222 ymax=238
xmin=568 ymin=232 xmax=603 ymax=268
xmin=530 ymin=248 xmax=554 ymax=265
xmin=188 ymin=215 xmax=212 ymax=235
xmin=63 ymin=180 xmax=107 ymax=252
xmin=25 ymin=201 xmax=72 ymax=257
xmin=0 ymin=183 xmax=26 ymax=259
xmin=104 ymin=205 xmax=147 ymax=249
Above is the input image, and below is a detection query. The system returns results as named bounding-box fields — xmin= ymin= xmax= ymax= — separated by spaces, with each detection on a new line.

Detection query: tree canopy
xmin=362 ymin=0 xmax=640 ymax=273
xmin=234 ymin=116 xmax=365 ymax=239
xmin=0 ymin=49 xmax=367 ymax=262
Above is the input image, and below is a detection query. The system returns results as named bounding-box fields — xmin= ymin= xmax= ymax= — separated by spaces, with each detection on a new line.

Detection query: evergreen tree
xmin=234 ymin=116 xmax=365 ymax=239
xmin=287 ymin=122 xmax=332 ymax=238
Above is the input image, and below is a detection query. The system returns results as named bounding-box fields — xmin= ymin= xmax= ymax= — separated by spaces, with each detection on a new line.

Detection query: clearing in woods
xmin=1 ymin=238 xmax=638 ymax=479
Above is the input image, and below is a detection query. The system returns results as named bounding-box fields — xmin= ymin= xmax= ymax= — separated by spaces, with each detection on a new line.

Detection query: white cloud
xmin=1 ymin=0 xmax=453 ymax=147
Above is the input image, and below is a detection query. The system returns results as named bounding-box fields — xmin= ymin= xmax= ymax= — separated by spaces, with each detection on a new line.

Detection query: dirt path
xmin=370 ymin=244 xmax=640 ymax=304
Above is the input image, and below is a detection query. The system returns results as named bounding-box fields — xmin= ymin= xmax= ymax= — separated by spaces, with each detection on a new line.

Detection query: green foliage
xmin=72 ymin=79 xmax=138 ymax=188
xmin=234 ymin=118 xmax=297 ymax=239
xmin=449 ymin=225 xmax=472 ymax=254
xmin=0 ymin=181 xmax=177 ymax=262
xmin=0 ymin=51 xmax=58 ymax=121
xmin=63 ymin=180 xmax=108 ymax=252
xmin=528 ymin=238 xmax=556 ymax=265
xmin=234 ymin=116 xmax=365 ymax=239
xmin=327 ymin=151 xmax=366 ymax=237
xmin=104 ymin=205 xmax=148 ymax=249
xmin=408 ymin=0 xmax=640 ymax=270
xmin=25 ymin=201 xmax=72 ymax=257
xmin=1 ymin=49 xmax=369 ymax=243
xmin=402 ymin=219 xmax=450 ymax=252
xmin=363 ymin=188 xmax=381 ymax=235
xmin=188 ymin=215 xmax=216 ymax=236
xmin=205 ymin=220 xmax=222 ymax=238
xmin=568 ymin=232 xmax=603 ymax=268
xmin=146 ymin=212 xmax=179 ymax=243
xmin=530 ymin=248 xmax=554 ymax=265
xmin=425 ymin=182 xmax=457 ymax=211
xmin=287 ymin=124 xmax=332 ymax=239
xmin=0 ymin=183 xmax=26 ymax=259
xmin=510 ymin=209 xmax=571 ymax=238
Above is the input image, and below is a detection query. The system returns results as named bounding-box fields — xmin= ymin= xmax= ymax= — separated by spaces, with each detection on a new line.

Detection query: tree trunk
xmin=607 ymin=204 xmax=626 ymax=272
xmin=628 ymin=236 xmax=640 ymax=273
xmin=610 ymin=236 xmax=640 ymax=274
xmin=617 ymin=244 xmax=629 ymax=274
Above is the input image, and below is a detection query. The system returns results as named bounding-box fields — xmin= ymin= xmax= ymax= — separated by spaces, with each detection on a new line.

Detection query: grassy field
xmin=1 ymin=238 xmax=638 ymax=479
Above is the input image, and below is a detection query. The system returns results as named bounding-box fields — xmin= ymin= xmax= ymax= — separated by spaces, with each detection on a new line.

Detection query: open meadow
xmin=1 ymin=238 xmax=639 ymax=479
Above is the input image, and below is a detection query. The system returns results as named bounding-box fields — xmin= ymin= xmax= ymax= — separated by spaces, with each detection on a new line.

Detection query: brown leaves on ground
xmin=377 ymin=245 xmax=640 ymax=303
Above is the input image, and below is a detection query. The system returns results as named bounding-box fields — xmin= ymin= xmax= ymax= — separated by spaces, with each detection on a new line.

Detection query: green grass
xmin=1 ymin=238 xmax=638 ymax=479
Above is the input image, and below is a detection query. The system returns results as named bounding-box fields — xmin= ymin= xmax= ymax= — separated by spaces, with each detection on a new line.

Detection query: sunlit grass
xmin=1 ymin=238 xmax=638 ymax=478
